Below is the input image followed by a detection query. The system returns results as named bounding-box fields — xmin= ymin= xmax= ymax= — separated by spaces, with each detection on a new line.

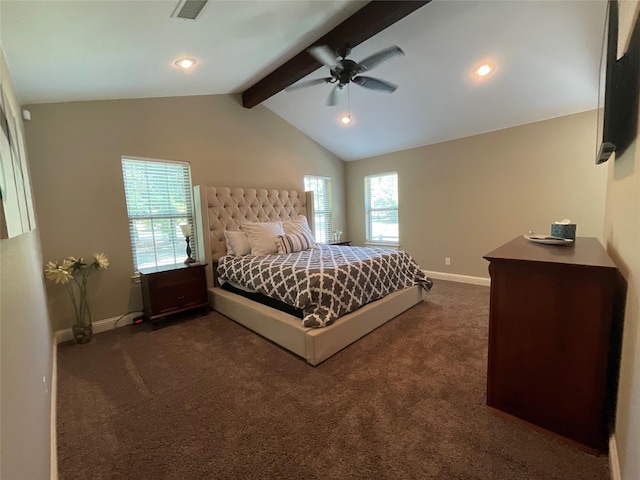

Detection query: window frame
xmin=303 ymin=175 xmax=333 ymax=244
xmin=364 ymin=171 xmax=399 ymax=246
xmin=121 ymin=156 xmax=196 ymax=272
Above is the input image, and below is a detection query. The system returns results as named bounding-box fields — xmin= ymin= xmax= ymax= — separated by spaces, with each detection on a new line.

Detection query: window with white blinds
xmin=304 ymin=175 xmax=332 ymax=243
xmin=121 ymin=157 xmax=195 ymax=271
xmin=365 ymin=172 xmax=399 ymax=245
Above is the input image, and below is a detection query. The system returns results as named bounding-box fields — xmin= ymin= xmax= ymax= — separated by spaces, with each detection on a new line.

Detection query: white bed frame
xmin=193 ymin=186 xmax=424 ymax=366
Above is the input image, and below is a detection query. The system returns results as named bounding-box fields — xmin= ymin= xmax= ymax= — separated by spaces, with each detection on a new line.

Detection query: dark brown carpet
xmin=57 ymin=281 xmax=609 ymax=480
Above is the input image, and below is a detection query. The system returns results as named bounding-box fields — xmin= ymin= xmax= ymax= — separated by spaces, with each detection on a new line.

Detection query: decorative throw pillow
xmin=275 ymin=232 xmax=313 ymax=254
xmin=283 ymin=215 xmax=316 ymax=245
xmin=241 ymin=221 xmax=285 ymax=256
xmin=224 ymin=230 xmax=251 ymax=256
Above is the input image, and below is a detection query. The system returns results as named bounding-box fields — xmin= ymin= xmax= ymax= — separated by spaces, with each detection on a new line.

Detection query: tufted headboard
xmin=193 ymin=186 xmax=314 ymax=288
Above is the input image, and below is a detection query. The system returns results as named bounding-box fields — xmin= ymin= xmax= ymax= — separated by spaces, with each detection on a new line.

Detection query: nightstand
xmin=329 ymin=240 xmax=352 ymax=246
xmin=139 ymin=263 xmax=209 ymax=329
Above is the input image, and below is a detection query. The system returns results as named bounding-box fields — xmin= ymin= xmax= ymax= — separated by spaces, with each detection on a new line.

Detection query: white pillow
xmin=224 ymin=230 xmax=251 ymax=256
xmin=283 ymin=215 xmax=316 ymax=245
xmin=241 ymin=221 xmax=285 ymax=256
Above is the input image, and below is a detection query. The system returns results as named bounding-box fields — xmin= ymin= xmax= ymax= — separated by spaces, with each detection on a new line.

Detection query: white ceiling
xmin=1 ymin=0 xmax=607 ymax=161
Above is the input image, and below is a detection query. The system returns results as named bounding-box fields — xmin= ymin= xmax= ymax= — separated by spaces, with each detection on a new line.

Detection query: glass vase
xmin=71 ymin=283 xmax=93 ymax=344
xmin=72 ymin=323 xmax=93 ymax=344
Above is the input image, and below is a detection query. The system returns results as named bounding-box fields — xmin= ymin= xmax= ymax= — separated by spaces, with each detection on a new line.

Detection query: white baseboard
xmin=51 ymin=335 xmax=57 ymax=480
xmin=424 ymin=270 xmax=491 ymax=287
xmin=54 ymin=312 xmax=140 ymax=344
xmin=609 ymin=434 xmax=622 ymax=480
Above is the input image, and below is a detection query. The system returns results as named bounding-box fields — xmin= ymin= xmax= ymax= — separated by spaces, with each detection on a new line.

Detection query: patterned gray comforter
xmin=217 ymin=244 xmax=433 ymax=328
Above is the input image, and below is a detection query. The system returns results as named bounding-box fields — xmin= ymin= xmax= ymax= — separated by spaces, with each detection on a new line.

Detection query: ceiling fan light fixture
xmin=174 ymin=57 xmax=197 ymax=70
xmin=339 ymin=114 xmax=352 ymax=125
xmin=475 ymin=63 xmax=494 ymax=78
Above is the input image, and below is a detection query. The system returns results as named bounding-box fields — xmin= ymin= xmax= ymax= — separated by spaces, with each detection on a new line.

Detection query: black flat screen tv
xmin=596 ymin=0 xmax=640 ymax=164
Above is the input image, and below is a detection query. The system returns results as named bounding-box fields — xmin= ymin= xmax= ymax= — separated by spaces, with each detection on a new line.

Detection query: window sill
xmin=365 ymin=242 xmax=400 ymax=249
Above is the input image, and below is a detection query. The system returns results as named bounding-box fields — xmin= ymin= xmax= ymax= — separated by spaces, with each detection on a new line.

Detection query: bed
xmin=194 ymin=186 xmax=431 ymax=365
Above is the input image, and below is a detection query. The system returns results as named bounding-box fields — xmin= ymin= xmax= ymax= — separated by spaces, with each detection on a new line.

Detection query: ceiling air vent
xmin=171 ymin=0 xmax=208 ymax=20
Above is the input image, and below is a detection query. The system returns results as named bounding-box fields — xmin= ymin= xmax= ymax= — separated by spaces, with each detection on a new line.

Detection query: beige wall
xmin=0 ymin=49 xmax=53 ymax=479
xmin=346 ymin=110 xmax=608 ymax=278
xmin=3 ymin=2 xmax=637 ymax=478
xmin=24 ymin=94 xmax=345 ymax=331
xmin=605 ymin=3 xmax=640 ymax=479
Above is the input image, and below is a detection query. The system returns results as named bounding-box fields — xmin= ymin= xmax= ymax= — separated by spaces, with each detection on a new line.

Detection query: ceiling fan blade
xmin=358 ymin=45 xmax=404 ymax=71
xmin=308 ymin=45 xmax=342 ymax=70
xmin=352 ymin=76 xmax=398 ymax=93
xmin=326 ymin=85 xmax=344 ymax=106
xmin=285 ymin=77 xmax=332 ymax=92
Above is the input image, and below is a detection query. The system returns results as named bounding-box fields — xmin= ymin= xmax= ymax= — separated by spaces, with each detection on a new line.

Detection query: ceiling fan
xmin=285 ymin=44 xmax=405 ymax=106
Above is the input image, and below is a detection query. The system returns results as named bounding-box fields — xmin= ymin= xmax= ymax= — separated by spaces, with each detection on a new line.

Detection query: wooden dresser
xmin=139 ymin=263 xmax=209 ymax=329
xmin=483 ymin=236 xmax=620 ymax=452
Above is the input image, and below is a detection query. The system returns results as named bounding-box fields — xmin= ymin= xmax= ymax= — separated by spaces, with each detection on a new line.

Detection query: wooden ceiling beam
xmin=241 ymin=0 xmax=431 ymax=108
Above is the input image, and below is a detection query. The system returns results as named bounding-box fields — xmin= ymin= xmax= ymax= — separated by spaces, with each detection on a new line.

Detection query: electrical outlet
xmin=445 ymin=257 xmax=451 ymax=266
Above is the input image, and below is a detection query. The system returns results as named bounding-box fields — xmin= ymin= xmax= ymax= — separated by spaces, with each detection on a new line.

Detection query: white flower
xmin=66 ymin=256 xmax=87 ymax=272
xmin=44 ymin=253 xmax=109 ymax=284
xmin=93 ymin=252 xmax=109 ymax=270
xmin=61 ymin=259 xmax=74 ymax=270
xmin=44 ymin=262 xmax=72 ymax=284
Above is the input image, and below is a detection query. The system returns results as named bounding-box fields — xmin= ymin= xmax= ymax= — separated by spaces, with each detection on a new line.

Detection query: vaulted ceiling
xmin=1 ymin=0 xmax=607 ymax=161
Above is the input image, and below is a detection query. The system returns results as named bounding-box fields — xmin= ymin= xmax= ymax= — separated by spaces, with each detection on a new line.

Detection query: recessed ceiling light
xmin=175 ymin=57 xmax=197 ymax=70
xmin=475 ymin=63 xmax=494 ymax=77
xmin=339 ymin=114 xmax=352 ymax=125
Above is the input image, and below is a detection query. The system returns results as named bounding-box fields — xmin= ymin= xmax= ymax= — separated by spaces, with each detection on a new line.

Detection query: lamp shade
xmin=179 ymin=223 xmax=192 ymax=237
